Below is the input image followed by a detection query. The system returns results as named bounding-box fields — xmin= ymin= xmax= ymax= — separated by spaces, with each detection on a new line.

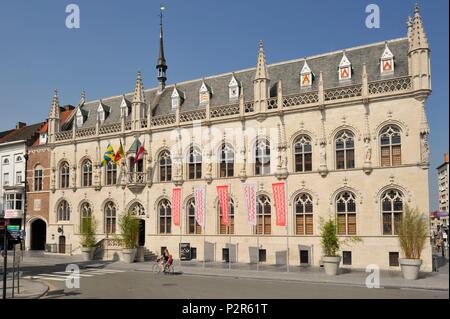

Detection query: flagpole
xmin=228 ymin=185 xmax=231 ymax=272
xmin=203 ymin=186 xmax=206 ymax=269
xmin=286 ymin=180 xmax=289 ymax=273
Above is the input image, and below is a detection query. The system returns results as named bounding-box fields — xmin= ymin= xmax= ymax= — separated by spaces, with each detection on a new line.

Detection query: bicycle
xmin=152 ymin=258 xmax=165 ymax=273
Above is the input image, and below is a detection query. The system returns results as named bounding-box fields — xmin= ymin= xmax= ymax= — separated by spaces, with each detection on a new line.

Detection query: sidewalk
xmin=0 ymin=279 xmax=48 ymax=299
xmin=106 ymin=259 xmax=450 ymax=291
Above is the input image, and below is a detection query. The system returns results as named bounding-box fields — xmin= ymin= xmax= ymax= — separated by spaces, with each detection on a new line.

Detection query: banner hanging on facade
xmin=172 ymin=187 xmax=182 ymax=226
xmin=217 ymin=185 xmax=230 ymax=226
xmin=272 ymin=182 xmax=287 ymax=226
xmin=243 ymin=182 xmax=257 ymax=226
xmin=194 ymin=185 xmax=206 ymax=227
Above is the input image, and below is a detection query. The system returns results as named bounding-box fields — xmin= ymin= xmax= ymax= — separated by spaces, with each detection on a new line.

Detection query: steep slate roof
xmin=64 ymin=38 xmax=409 ymax=131
xmin=0 ymin=122 xmax=44 ymax=146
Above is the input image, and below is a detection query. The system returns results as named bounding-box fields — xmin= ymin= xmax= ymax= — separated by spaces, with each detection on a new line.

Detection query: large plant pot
xmin=81 ymin=247 xmax=95 ymax=261
xmin=322 ymin=256 xmax=341 ymax=276
xmin=122 ymin=248 xmax=137 ymax=263
xmin=399 ymin=258 xmax=422 ymax=280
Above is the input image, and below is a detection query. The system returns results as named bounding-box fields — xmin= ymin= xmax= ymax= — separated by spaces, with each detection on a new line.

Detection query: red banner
xmin=272 ymin=182 xmax=287 ymax=226
xmin=217 ymin=185 xmax=230 ymax=226
xmin=172 ymin=187 xmax=182 ymax=226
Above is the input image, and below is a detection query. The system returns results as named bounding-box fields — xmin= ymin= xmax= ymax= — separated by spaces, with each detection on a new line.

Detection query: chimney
xmin=16 ymin=122 xmax=26 ymax=129
xmin=445 ymin=153 xmax=449 ymax=163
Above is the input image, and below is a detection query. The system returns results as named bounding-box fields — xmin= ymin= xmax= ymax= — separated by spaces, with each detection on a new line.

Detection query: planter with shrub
xmin=80 ymin=216 xmax=97 ymax=261
xmin=118 ymin=212 xmax=140 ymax=263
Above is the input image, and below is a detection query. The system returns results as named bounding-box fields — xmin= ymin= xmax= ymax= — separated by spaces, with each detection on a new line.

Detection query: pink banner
xmin=172 ymin=187 xmax=182 ymax=226
xmin=194 ymin=186 xmax=206 ymax=227
xmin=217 ymin=185 xmax=230 ymax=226
xmin=272 ymin=182 xmax=287 ymax=226
xmin=243 ymin=183 xmax=257 ymax=226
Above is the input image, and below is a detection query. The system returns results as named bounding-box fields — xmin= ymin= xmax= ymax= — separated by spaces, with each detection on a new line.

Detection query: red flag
xmin=194 ymin=186 xmax=206 ymax=227
xmin=172 ymin=187 xmax=182 ymax=226
xmin=272 ymin=182 xmax=287 ymax=226
xmin=243 ymin=182 xmax=257 ymax=226
xmin=134 ymin=141 xmax=145 ymax=163
xmin=217 ymin=185 xmax=229 ymax=226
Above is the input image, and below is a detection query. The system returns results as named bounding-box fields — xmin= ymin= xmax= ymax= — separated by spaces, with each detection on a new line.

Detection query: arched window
xmin=256 ymin=195 xmax=271 ymax=235
xmin=57 ymin=200 xmax=70 ymax=221
xmin=336 ymin=191 xmax=357 ymax=235
xmin=382 ymin=189 xmax=403 ymax=235
xmin=187 ymin=197 xmax=201 ymax=234
xmin=294 ymin=193 xmax=313 ymax=235
xmin=255 ymin=139 xmax=270 ymax=176
xmin=80 ymin=202 xmax=92 ymax=232
xmin=59 ymin=162 xmax=70 ymax=189
xmin=158 ymin=199 xmax=172 ymax=234
xmin=219 ymin=144 xmax=234 ymax=178
xmin=380 ymin=125 xmax=402 ymax=167
xmin=81 ymin=160 xmax=92 ymax=187
xmin=188 ymin=147 xmax=202 ymax=180
xmin=335 ymin=130 xmax=355 ymax=170
xmin=104 ymin=202 xmax=117 ymax=234
xmin=34 ymin=165 xmax=43 ymax=191
xmin=294 ymin=135 xmax=312 ymax=172
xmin=106 ymin=162 xmax=117 ymax=185
xmin=218 ymin=198 xmax=235 ymax=234
xmin=129 ymin=202 xmax=145 ymax=218
xmin=159 ymin=151 xmax=172 ymax=182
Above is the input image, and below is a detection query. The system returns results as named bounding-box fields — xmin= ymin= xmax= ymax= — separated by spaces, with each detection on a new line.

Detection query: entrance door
xmin=30 ymin=219 xmax=46 ymax=250
xmin=58 ymin=236 xmax=66 ymax=254
xmin=138 ymin=219 xmax=145 ymax=247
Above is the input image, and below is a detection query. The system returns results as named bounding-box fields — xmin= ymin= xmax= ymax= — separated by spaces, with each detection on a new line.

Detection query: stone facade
xmin=42 ymin=5 xmax=433 ymax=271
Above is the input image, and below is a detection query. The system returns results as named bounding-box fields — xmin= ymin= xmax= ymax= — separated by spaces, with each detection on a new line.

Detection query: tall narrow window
xmin=187 ymin=198 xmax=201 ymax=235
xmin=335 ymin=130 xmax=355 ymax=170
xmin=80 ymin=202 xmax=92 ymax=232
xmin=382 ymin=189 xmax=403 ymax=235
xmin=336 ymin=192 xmax=357 ymax=235
xmin=105 ymin=202 xmax=117 ymax=234
xmin=219 ymin=199 xmax=235 ymax=234
xmin=82 ymin=160 xmax=93 ymax=187
xmin=294 ymin=135 xmax=312 ymax=172
xmin=158 ymin=199 xmax=172 ymax=234
xmin=188 ymin=147 xmax=202 ymax=180
xmin=255 ymin=139 xmax=270 ymax=176
xmin=219 ymin=144 xmax=234 ymax=178
xmin=34 ymin=167 xmax=43 ymax=191
xmin=159 ymin=151 xmax=172 ymax=182
xmin=57 ymin=200 xmax=70 ymax=221
xmin=59 ymin=162 xmax=70 ymax=189
xmin=256 ymin=195 xmax=271 ymax=235
xmin=294 ymin=193 xmax=314 ymax=235
xmin=106 ymin=162 xmax=117 ymax=185
xmin=380 ymin=125 xmax=402 ymax=167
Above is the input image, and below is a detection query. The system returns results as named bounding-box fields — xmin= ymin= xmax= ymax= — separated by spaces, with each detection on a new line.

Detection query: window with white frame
xmin=57 ymin=200 xmax=70 ymax=221
xmin=3 ymin=172 xmax=9 ymax=186
xmin=255 ymin=139 xmax=271 ymax=176
xmin=336 ymin=191 xmax=357 ymax=235
xmin=34 ymin=167 xmax=43 ymax=191
xmin=380 ymin=125 xmax=402 ymax=167
xmin=104 ymin=202 xmax=117 ymax=234
xmin=158 ymin=199 xmax=172 ymax=234
xmin=6 ymin=193 xmax=23 ymax=211
xmin=382 ymin=189 xmax=403 ymax=235
xmin=294 ymin=193 xmax=314 ymax=235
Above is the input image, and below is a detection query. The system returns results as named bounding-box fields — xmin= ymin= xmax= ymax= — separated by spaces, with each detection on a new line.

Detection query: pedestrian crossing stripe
xmin=22 ymin=268 xmax=126 ymax=282
xmin=52 ymin=272 xmax=94 ymax=277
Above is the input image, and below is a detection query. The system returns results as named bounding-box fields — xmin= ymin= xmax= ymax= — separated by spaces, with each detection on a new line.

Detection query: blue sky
xmin=0 ymin=0 xmax=448 ymax=210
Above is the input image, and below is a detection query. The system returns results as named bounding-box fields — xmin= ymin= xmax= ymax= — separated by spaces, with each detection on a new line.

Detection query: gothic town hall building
xmin=34 ymin=5 xmax=432 ymax=271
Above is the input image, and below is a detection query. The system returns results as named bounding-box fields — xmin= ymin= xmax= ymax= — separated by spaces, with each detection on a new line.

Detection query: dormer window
xmin=120 ymin=96 xmax=130 ymax=118
xmin=380 ymin=42 xmax=394 ymax=75
xmin=171 ymin=86 xmax=183 ymax=110
xmin=228 ymin=74 xmax=240 ymax=101
xmin=300 ymin=60 xmax=313 ymax=88
xmin=97 ymin=101 xmax=107 ymax=124
xmin=39 ymin=133 xmax=48 ymax=145
xmin=199 ymin=81 xmax=211 ymax=106
xmin=339 ymin=51 xmax=352 ymax=81
xmin=76 ymin=108 xmax=84 ymax=128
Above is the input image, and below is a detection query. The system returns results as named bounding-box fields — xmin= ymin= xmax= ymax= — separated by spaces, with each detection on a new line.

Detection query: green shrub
xmin=118 ymin=212 xmax=140 ymax=249
xmin=320 ymin=218 xmax=362 ymax=257
xmin=80 ymin=216 xmax=97 ymax=248
xmin=398 ymin=205 xmax=428 ymax=259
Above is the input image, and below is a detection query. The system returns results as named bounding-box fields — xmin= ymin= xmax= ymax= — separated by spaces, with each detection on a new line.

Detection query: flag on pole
xmin=272 ymin=182 xmax=287 ymax=226
xmin=217 ymin=185 xmax=229 ymax=226
xmin=194 ymin=185 xmax=206 ymax=227
xmin=172 ymin=187 xmax=182 ymax=226
xmin=134 ymin=140 xmax=145 ymax=163
xmin=100 ymin=143 xmax=115 ymax=167
xmin=243 ymin=182 xmax=257 ymax=226
xmin=114 ymin=140 xmax=125 ymax=163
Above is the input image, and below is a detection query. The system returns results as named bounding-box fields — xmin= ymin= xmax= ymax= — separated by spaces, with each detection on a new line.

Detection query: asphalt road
xmin=37 ymin=269 xmax=448 ymax=299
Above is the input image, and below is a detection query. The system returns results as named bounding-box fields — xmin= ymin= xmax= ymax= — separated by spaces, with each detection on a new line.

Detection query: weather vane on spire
xmin=156 ymin=3 xmax=168 ymax=92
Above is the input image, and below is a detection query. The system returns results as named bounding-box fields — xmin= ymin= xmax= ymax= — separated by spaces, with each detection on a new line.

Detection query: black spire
xmin=156 ymin=5 xmax=167 ymax=91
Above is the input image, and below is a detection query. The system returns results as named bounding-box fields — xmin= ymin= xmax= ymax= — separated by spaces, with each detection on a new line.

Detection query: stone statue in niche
xmin=319 ymin=142 xmax=327 ymax=166
xmin=364 ymin=139 xmax=372 ymax=162
xmin=421 ymin=133 xmax=430 ymax=163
